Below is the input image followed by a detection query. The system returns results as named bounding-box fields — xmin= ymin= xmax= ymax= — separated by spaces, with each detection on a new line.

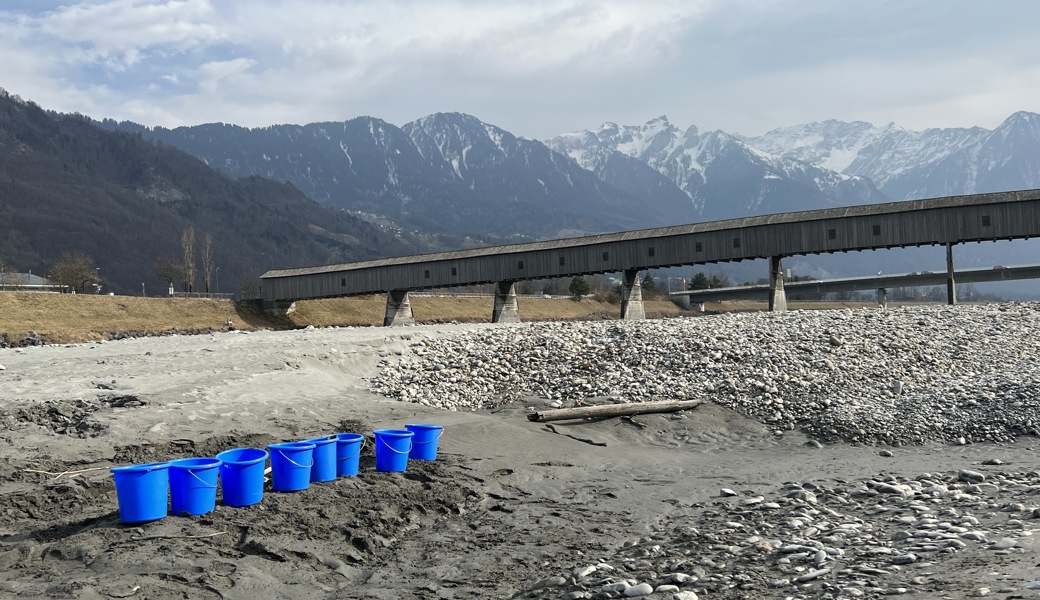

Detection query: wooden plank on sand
xmin=527 ymin=399 xmax=703 ymax=423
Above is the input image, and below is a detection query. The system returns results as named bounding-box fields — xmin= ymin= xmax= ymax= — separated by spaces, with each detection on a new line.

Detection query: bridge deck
xmin=261 ymin=189 xmax=1040 ymax=307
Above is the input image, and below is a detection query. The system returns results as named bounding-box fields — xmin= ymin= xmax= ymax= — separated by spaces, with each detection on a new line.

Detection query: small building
xmin=0 ymin=273 xmax=66 ymax=293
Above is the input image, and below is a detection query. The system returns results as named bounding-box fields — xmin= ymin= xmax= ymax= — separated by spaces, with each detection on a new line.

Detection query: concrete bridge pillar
xmin=383 ymin=290 xmax=415 ymax=326
xmin=263 ymin=300 xmax=297 ymax=317
xmin=768 ymin=255 xmax=787 ymax=312
xmin=946 ymin=243 xmax=957 ymax=305
xmin=492 ymin=281 xmax=521 ymax=323
xmin=620 ymin=269 xmax=646 ymax=320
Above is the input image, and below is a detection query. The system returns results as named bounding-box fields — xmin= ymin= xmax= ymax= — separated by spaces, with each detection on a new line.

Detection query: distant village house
xmin=0 ymin=272 xmax=67 ymax=293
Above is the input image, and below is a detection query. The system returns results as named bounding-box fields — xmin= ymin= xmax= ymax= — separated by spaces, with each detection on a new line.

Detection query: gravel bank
xmin=370 ymin=302 xmax=1040 ymax=445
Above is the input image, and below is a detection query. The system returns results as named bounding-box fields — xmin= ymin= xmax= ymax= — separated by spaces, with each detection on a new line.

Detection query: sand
xmin=0 ymin=322 xmax=1038 ymax=599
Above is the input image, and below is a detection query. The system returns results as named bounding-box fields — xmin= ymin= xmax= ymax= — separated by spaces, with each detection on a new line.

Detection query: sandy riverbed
xmin=1 ymin=317 xmax=1039 ymax=599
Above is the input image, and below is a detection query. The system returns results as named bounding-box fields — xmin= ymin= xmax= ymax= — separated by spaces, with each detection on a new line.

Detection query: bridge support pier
xmin=492 ymin=281 xmax=521 ymax=323
xmin=383 ymin=290 xmax=415 ymax=326
xmin=263 ymin=300 xmax=297 ymax=316
xmin=768 ymin=256 xmax=787 ymax=312
xmin=620 ymin=269 xmax=646 ymax=320
xmin=946 ymin=243 xmax=957 ymax=305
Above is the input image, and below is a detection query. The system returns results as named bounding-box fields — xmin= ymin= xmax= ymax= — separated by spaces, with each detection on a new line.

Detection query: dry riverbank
xmin=0 ymin=291 xmax=685 ymax=345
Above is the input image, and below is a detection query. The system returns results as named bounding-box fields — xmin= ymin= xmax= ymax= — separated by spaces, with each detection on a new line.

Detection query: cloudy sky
xmin=2 ymin=0 xmax=1037 ymax=139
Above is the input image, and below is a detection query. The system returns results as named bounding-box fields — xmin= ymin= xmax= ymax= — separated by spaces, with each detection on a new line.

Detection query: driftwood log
xmin=527 ymin=399 xmax=703 ymax=423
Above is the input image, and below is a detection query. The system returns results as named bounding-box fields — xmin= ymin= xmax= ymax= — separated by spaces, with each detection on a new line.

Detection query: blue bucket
xmin=305 ymin=436 xmax=337 ymax=482
xmin=111 ymin=462 xmax=169 ymax=524
xmin=405 ymin=424 xmax=443 ymax=461
xmin=169 ymin=457 xmax=222 ymax=516
xmin=335 ymin=433 xmax=365 ymax=477
xmin=373 ymin=429 xmax=414 ymax=472
xmin=268 ymin=442 xmax=315 ymax=492
xmin=216 ymin=448 xmax=268 ymax=507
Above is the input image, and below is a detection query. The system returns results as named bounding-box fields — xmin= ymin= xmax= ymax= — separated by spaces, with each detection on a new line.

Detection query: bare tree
xmin=237 ymin=272 xmax=261 ymax=299
xmin=181 ymin=226 xmax=196 ymax=293
xmin=0 ymin=258 xmax=24 ymax=291
xmin=154 ymin=254 xmax=183 ymax=295
xmin=201 ymin=233 xmax=214 ymax=293
xmin=49 ymin=251 xmax=97 ymax=293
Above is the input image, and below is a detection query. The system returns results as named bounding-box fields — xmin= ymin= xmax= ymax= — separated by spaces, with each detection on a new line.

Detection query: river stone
xmin=623 ymin=583 xmax=653 ymax=597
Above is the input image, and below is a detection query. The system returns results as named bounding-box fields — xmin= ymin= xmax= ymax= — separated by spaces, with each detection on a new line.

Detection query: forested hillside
xmin=0 ymin=92 xmax=417 ymax=295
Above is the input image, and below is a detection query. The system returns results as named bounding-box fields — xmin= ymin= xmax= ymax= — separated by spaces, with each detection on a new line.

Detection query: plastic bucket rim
xmin=406 ymin=424 xmax=444 ymax=446
xmin=375 ymin=430 xmax=413 ymax=455
xmin=336 ymin=437 xmax=366 ymax=461
xmin=303 ymin=436 xmax=337 ymax=446
xmin=269 ymin=441 xmax=316 ymax=450
xmin=269 ymin=442 xmax=315 ymax=469
xmin=168 ymin=457 xmax=222 ymax=470
xmin=216 ymin=447 xmax=268 ymax=466
xmin=111 ymin=461 xmax=169 ymax=474
xmin=168 ymin=457 xmax=221 ymax=493
xmin=372 ymin=429 xmax=415 ymax=437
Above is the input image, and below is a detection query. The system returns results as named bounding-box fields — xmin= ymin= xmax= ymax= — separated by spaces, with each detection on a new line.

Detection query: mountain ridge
xmin=743 ymin=111 xmax=1040 ymax=200
xmin=0 ymin=91 xmax=417 ymax=294
xmin=105 ymin=113 xmax=678 ymax=241
xmin=70 ymin=101 xmax=1040 ymax=296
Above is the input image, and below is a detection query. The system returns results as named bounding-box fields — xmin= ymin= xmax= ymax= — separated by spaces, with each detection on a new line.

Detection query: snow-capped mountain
xmin=744 ymin=112 xmax=1040 ymax=200
xmin=105 ymin=113 xmax=685 ymax=241
xmin=549 ymin=113 xmax=1040 ymax=288
xmin=547 ymin=116 xmax=889 ymax=221
xmin=105 ymin=108 xmax=1039 ymax=275
xmin=401 ymin=113 xmax=671 ymax=231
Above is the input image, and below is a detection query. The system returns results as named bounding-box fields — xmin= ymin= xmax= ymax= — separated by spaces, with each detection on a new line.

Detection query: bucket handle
xmin=378 ymin=435 xmax=413 ymax=455
xmin=276 ymin=449 xmax=314 ymax=468
xmin=412 ymin=429 xmax=443 ymax=445
xmin=337 ymin=438 xmax=366 ymax=461
xmin=187 ymin=468 xmax=217 ymax=489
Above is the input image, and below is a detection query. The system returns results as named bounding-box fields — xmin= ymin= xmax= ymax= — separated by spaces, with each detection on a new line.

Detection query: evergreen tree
xmin=568 ymin=276 xmax=591 ymax=301
xmin=641 ymin=273 xmax=660 ymax=296
xmin=688 ymin=272 xmax=711 ymax=290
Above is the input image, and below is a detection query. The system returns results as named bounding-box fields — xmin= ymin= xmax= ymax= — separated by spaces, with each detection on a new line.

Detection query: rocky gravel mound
xmin=370 ymin=303 xmax=1040 ymax=445
xmin=512 ymin=467 xmax=1040 ymax=599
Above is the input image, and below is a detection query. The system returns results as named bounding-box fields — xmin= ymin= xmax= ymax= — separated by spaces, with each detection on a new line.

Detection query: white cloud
xmin=38 ymin=0 xmax=221 ymax=54
xmin=2 ymin=0 xmax=1039 ymax=138
xmin=196 ymin=57 xmax=257 ymax=93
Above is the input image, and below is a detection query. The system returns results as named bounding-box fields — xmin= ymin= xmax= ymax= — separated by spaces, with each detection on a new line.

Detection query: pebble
xmin=371 ymin=303 xmax=1040 ymax=446
xmin=623 ymin=583 xmax=653 ymax=597
xmin=795 ymin=568 xmax=830 ymax=583
xmin=511 ymin=465 xmax=1040 ymax=599
xmin=601 ymin=582 xmax=629 ymax=593
xmin=369 ymin=303 xmax=1040 ymax=599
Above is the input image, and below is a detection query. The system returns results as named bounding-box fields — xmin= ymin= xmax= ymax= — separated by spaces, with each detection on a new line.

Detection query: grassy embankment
xmin=0 ymin=292 xmax=688 ymax=344
xmin=0 ymin=291 xmax=924 ymax=345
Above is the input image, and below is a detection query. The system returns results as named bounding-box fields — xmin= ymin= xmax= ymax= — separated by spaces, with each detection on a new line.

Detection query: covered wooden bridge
xmin=260 ymin=189 xmax=1040 ymax=325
